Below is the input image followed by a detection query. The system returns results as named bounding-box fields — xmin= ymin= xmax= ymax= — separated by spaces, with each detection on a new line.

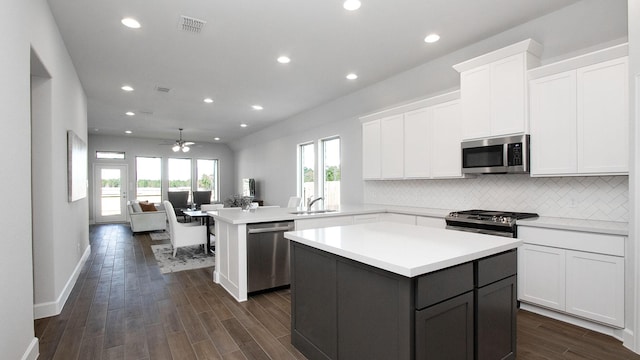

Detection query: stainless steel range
xmin=445 ymin=210 xmax=539 ymax=238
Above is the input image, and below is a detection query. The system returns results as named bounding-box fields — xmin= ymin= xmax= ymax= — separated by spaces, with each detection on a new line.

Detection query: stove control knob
xmin=449 ymin=212 xmax=458 ymax=217
xmin=491 ymin=216 xmax=499 ymax=222
xmin=500 ymin=216 xmax=512 ymax=223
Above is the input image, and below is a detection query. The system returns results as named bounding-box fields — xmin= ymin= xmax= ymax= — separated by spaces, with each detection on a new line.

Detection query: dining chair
xmin=163 ymin=201 xmax=207 ymax=256
xmin=167 ymin=191 xmax=189 ymax=221
xmin=193 ymin=190 xmax=212 ymax=208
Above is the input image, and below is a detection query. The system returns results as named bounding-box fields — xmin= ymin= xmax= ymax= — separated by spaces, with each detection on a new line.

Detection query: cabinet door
xmin=477 ymin=276 xmax=517 ymax=360
xmin=380 ymin=114 xmax=405 ymax=178
xmin=491 ymin=53 xmax=526 ymax=136
xmin=517 ymin=244 xmax=566 ymax=311
xmin=404 ymin=107 xmax=431 ymax=178
xmin=577 ymin=57 xmax=629 ymax=174
xmin=431 ymin=100 xmax=463 ymax=178
xmin=415 ymin=292 xmax=474 ymax=360
xmin=565 ymin=250 xmax=624 ymax=327
xmin=362 ymin=120 xmax=381 ymax=179
xmin=529 ymin=71 xmax=578 ymax=175
xmin=461 ymin=65 xmax=491 ymax=139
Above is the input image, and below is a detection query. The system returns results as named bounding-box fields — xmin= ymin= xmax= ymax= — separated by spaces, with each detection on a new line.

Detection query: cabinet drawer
xmin=416 ymin=262 xmax=473 ymax=309
xmin=518 ymin=226 xmax=625 ymax=256
xmin=477 ymin=250 xmax=517 ymax=287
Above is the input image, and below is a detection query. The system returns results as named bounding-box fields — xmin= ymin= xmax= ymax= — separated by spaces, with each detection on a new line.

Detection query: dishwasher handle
xmin=247 ymin=225 xmax=294 ymax=234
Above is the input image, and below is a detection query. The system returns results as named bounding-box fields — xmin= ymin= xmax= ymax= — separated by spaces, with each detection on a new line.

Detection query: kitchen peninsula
xmin=211 ymin=205 xmax=387 ymax=301
xmin=285 ymin=222 xmax=522 ymax=360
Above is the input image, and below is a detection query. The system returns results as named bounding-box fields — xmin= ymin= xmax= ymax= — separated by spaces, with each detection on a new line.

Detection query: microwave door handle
xmin=503 ymin=143 xmax=509 ymax=167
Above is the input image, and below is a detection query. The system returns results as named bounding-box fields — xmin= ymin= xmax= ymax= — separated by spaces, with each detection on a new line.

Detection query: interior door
xmin=94 ymin=164 xmax=128 ymax=223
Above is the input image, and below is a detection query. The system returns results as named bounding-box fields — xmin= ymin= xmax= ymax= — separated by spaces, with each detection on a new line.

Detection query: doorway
xmin=94 ymin=164 xmax=128 ymax=223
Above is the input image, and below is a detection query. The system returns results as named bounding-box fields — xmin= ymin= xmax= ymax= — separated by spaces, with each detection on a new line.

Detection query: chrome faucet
xmin=307 ymin=197 xmax=324 ymax=210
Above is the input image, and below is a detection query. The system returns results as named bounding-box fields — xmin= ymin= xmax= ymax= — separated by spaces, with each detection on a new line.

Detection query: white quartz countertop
xmin=284 ymin=221 xmax=522 ymax=277
xmin=210 ymin=204 xmax=387 ymax=224
xmin=518 ymin=216 xmax=628 ymax=236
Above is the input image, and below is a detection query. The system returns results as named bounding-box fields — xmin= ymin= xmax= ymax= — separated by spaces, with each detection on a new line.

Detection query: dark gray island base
xmin=290 ymin=242 xmax=517 ymax=360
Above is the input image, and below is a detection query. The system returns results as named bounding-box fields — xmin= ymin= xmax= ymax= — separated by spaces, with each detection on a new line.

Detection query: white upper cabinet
xmin=529 ymin=44 xmax=628 ymax=176
xmin=431 ymin=100 xmax=463 ymax=178
xmin=404 ymin=107 xmax=432 ymax=178
xmin=380 ymin=114 xmax=405 ymax=179
xmin=460 ymin=65 xmax=492 ymax=139
xmin=577 ymin=57 xmax=628 ymax=174
xmin=530 ymin=71 xmax=578 ymax=175
xmin=362 ymin=120 xmax=381 ymax=179
xmin=361 ymin=92 xmax=463 ymax=180
xmin=454 ymin=40 xmax=542 ymax=140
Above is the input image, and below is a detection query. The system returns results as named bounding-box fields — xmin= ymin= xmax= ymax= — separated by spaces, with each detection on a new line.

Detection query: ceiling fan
xmin=171 ymin=128 xmax=195 ymax=152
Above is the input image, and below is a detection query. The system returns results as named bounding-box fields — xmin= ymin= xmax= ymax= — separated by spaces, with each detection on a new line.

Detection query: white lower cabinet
xmin=518 ymin=227 xmax=625 ymax=328
xmin=565 ymin=250 xmax=624 ymax=327
xmin=518 ymin=244 xmax=566 ymax=311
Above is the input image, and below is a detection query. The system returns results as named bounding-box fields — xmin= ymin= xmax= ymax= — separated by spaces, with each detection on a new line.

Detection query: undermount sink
xmin=289 ymin=209 xmax=338 ymax=215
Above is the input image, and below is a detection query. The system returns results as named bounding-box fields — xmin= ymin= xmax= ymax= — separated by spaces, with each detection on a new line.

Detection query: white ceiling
xmin=47 ymin=0 xmax=579 ymax=145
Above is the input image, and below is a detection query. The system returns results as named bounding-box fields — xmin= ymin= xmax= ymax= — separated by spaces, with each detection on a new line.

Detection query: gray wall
xmin=88 ymin=134 xmax=236 ymax=221
xmin=231 ymin=0 xmax=629 ymax=209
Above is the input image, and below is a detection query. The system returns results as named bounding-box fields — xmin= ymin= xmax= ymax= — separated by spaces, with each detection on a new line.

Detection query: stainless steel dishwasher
xmin=246 ymin=221 xmax=295 ymax=293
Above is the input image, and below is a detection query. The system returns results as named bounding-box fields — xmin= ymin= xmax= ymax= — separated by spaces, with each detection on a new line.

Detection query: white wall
xmin=231 ymin=0 xmax=628 ymax=209
xmin=29 ymin=0 xmax=90 ymax=323
xmin=627 ymin=0 xmax=639 ymax=352
xmin=1 ymin=0 xmax=88 ymax=358
xmin=0 ymin=0 xmax=37 ymax=358
xmin=88 ymin=134 xmax=235 ymax=220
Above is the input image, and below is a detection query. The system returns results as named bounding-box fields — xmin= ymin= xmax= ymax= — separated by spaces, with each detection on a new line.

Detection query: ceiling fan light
xmin=172 ymin=145 xmax=180 ymax=152
xmin=182 ymin=146 xmax=190 ymax=152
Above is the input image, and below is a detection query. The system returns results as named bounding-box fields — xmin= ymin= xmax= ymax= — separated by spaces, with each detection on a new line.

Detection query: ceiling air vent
xmin=155 ymin=86 xmax=171 ymax=93
xmin=179 ymin=15 xmax=206 ymax=34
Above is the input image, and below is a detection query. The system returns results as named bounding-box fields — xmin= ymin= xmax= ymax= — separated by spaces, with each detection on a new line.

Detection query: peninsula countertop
xmin=284 ymin=221 xmax=522 ymax=277
xmin=209 ymin=204 xmax=387 ymax=224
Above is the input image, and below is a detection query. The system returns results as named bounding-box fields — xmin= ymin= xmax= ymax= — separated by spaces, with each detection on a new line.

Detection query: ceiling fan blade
xmin=184 ymin=141 xmax=195 ymax=146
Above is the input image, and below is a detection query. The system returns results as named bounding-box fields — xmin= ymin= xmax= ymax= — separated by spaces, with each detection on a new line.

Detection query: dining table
xmin=182 ymin=209 xmax=215 ymax=254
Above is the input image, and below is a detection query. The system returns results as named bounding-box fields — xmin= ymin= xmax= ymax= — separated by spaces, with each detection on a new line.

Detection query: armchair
xmin=127 ymin=201 xmax=167 ymax=233
xmin=163 ymin=201 xmax=207 ymax=257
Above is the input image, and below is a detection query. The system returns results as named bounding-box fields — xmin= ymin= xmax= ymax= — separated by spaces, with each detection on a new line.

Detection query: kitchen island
xmin=284 ymin=222 xmax=522 ymax=360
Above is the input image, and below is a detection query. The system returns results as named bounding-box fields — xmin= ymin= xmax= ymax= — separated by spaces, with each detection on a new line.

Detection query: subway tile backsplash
xmin=364 ymin=175 xmax=629 ymax=222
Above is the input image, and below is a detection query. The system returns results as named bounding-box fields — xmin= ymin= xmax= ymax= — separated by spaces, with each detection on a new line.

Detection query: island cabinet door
xmin=290 ymin=244 xmax=337 ymax=360
xmin=415 ymin=291 xmax=475 ymax=360
xmin=476 ymin=275 xmax=517 ymax=360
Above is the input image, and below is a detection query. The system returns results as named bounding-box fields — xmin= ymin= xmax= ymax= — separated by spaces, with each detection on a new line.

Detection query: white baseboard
xmin=623 ymin=328 xmax=636 ymax=354
xmin=520 ymin=303 xmax=625 ymax=341
xmin=33 ymin=245 xmax=91 ymax=319
xmin=21 ymin=337 xmax=38 ymax=360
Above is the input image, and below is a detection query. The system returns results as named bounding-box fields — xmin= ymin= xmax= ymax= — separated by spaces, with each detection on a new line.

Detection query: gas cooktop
xmin=445 ymin=209 xmax=539 ymax=238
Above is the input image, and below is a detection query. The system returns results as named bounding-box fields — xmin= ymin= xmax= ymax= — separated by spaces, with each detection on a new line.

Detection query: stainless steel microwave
xmin=461 ymin=134 xmax=530 ymax=174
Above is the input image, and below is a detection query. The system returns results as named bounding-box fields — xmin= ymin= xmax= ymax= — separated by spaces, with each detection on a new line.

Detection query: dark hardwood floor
xmin=35 ymin=223 xmax=640 ymax=360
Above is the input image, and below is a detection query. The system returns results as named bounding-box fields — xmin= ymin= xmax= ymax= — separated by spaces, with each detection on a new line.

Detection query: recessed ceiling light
xmin=214 ymin=137 xmax=220 ymax=141
xmin=252 ymin=105 xmax=263 ymax=110
xmin=121 ymin=85 xmax=134 ymax=92
xmin=424 ymin=33 xmax=440 ymax=43
xmin=125 ymin=111 xmax=135 ymax=116
xmin=121 ymin=17 xmax=141 ymax=29
xmin=240 ymin=123 xmax=248 ymax=128
xmin=343 ymin=0 xmax=361 ymax=11
xmin=346 ymin=73 xmax=358 ymax=80
xmin=277 ymin=56 xmax=291 ymax=64
xmin=125 ymin=130 xmax=132 ymax=134
xmin=204 ymin=98 xmax=214 ymax=103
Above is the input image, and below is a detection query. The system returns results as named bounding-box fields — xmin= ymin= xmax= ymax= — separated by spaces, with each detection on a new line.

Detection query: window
xmin=136 ymin=157 xmax=162 ymax=203
xmin=168 ymin=158 xmax=192 ymax=201
xmin=196 ymin=159 xmax=219 ymax=202
xmin=298 ymin=142 xmax=315 ymax=205
xmin=322 ymin=137 xmax=341 ymax=209
xmin=96 ymin=151 xmax=125 ymax=159
xmin=298 ymin=137 xmax=341 ymax=209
